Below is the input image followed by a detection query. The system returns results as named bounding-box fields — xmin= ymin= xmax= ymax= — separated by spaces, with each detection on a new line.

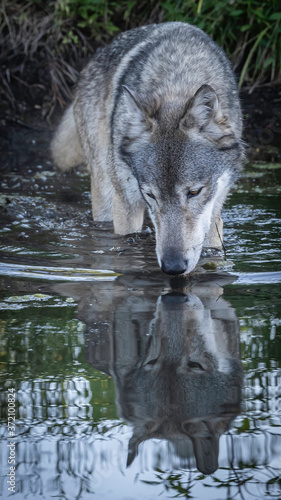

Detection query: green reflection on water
xmin=225 ymin=283 xmax=281 ymax=368
xmin=0 ymin=282 xmax=280 ymax=499
xmin=0 ymin=297 xmax=117 ymax=424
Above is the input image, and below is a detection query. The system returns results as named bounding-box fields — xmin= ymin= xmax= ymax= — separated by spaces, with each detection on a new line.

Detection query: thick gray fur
xmin=51 ymin=22 xmax=244 ymax=275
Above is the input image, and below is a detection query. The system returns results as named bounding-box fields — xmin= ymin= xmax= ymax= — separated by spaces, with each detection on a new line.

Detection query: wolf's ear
xmin=122 ymin=85 xmax=143 ymax=112
xmin=181 ymin=85 xmax=237 ymax=148
xmin=188 ymin=85 xmax=220 ymax=126
xmin=121 ymin=86 xmax=154 ymax=152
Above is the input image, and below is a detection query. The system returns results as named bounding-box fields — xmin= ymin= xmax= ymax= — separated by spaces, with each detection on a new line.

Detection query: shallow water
xmin=0 ymin=126 xmax=281 ymax=499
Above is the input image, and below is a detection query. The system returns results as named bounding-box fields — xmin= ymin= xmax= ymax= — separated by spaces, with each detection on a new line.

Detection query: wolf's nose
xmin=161 ymin=259 xmax=188 ymax=275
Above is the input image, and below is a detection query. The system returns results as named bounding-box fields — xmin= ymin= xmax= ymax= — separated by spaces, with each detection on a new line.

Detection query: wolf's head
xmin=120 ymin=85 xmax=244 ymax=275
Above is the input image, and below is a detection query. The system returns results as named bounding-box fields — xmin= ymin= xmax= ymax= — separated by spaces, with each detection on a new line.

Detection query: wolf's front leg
xmin=90 ymin=172 xmax=114 ymax=221
xmin=113 ymin=192 xmax=145 ymax=235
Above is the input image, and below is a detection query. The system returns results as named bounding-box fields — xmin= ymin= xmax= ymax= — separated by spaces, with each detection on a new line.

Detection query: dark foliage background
xmin=1 ymin=0 xmax=280 ymax=118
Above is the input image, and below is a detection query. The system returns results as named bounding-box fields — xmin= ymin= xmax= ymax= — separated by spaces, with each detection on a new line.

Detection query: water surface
xmin=0 ymin=126 xmax=280 ymax=499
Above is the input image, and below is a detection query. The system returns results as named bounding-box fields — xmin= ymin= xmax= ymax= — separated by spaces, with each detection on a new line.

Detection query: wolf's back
xmin=51 ymin=22 xmax=242 ymax=171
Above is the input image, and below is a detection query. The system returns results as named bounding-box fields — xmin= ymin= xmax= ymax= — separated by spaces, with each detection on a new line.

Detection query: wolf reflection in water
xmin=61 ymin=279 xmax=244 ymax=475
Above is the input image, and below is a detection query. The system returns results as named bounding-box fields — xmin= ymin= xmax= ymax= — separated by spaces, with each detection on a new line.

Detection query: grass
xmin=0 ymin=0 xmax=280 ymax=118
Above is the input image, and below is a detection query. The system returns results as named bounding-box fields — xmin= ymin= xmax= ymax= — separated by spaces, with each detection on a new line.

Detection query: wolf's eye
xmin=146 ymin=192 xmax=156 ymax=200
xmin=188 ymin=360 xmax=204 ymax=371
xmin=187 ymin=187 xmax=203 ymax=198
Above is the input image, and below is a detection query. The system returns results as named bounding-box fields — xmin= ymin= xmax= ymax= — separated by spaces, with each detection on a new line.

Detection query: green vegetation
xmin=0 ymin=0 xmax=280 ymax=115
xmin=162 ymin=0 xmax=281 ymax=89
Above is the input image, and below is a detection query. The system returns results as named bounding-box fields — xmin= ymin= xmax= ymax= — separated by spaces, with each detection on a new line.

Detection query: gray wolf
xmin=51 ymin=22 xmax=244 ymax=275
